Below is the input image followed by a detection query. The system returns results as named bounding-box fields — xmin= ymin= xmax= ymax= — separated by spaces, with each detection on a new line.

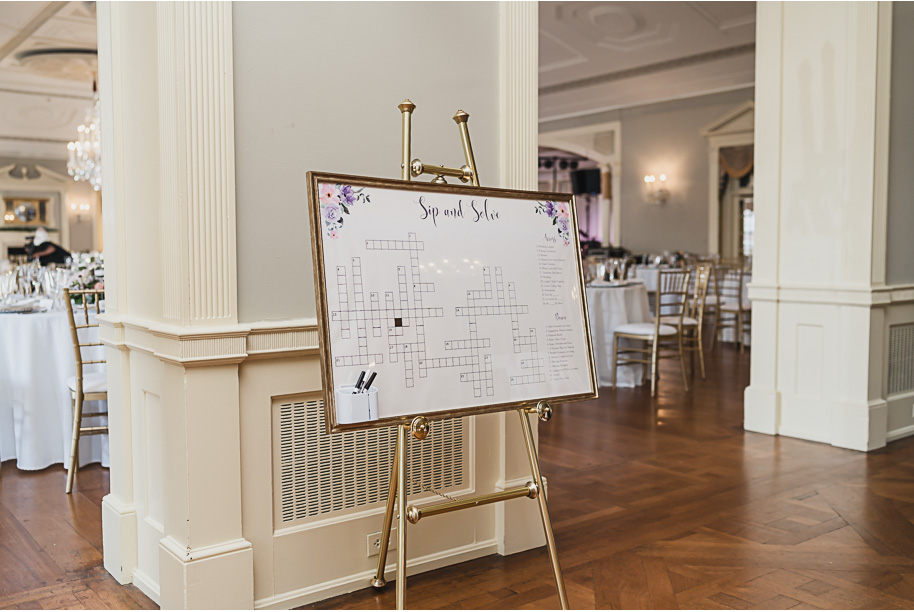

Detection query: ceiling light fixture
xmin=67 ymin=79 xmax=102 ymax=191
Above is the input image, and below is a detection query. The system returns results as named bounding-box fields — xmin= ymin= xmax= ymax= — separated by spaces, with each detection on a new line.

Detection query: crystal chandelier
xmin=67 ymin=93 xmax=102 ymax=191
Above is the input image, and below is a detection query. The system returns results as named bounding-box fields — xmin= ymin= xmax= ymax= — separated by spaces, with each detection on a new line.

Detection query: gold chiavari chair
xmin=667 ymin=265 xmax=711 ymax=379
xmin=63 ymin=288 xmax=108 ymax=494
xmin=611 ymin=268 xmax=692 ymax=397
xmin=689 ymin=263 xmax=722 ymax=342
xmin=711 ymin=265 xmax=751 ymax=353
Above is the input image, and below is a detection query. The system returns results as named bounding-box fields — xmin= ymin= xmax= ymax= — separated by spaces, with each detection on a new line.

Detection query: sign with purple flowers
xmin=308 ymin=172 xmax=597 ymax=433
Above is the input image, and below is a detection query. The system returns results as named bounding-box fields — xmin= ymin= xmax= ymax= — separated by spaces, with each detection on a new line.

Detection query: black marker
xmin=362 ymin=371 xmax=377 ymax=393
xmin=352 ymin=370 xmax=366 ymax=394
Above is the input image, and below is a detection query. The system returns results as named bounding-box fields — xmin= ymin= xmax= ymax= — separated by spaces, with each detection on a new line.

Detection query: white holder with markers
xmin=335 ymin=386 xmax=379 ymax=424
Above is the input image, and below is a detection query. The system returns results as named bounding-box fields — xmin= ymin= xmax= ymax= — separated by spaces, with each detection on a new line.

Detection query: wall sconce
xmin=643 ymin=173 xmax=668 ymax=205
xmin=70 ymin=201 xmax=91 ymax=221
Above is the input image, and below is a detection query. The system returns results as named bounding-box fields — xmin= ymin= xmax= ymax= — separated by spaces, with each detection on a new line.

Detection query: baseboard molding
xmin=887 ymin=424 xmax=914 ymax=442
xmin=253 ymin=539 xmax=500 ymax=610
xmin=131 ymin=568 xmax=161 ymax=606
xmin=777 ymin=427 xmax=831 ymax=445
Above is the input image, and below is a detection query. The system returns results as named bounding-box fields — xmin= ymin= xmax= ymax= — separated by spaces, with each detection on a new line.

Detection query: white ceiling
xmin=539 ymin=1 xmax=756 ymax=122
xmin=0 ymin=2 xmax=756 ymax=157
xmin=0 ymin=1 xmax=97 ymax=161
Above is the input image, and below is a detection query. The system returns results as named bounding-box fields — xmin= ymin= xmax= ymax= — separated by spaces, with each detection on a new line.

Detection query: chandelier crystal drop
xmin=67 ymin=94 xmax=102 ymax=191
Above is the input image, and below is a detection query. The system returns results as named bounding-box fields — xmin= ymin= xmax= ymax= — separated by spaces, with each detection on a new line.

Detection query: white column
xmin=745 ymin=1 xmax=892 ymax=451
xmin=98 ymin=2 xmax=251 ymax=607
xmin=494 ymin=0 xmax=546 ymax=555
xmin=154 ymin=3 xmax=251 ymax=608
xmin=97 ymin=1 xmax=136 ymax=586
xmin=158 ymin=1 xmax=238 ymax=327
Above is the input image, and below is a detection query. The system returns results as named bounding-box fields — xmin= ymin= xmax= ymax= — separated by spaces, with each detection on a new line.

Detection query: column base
xmin=744 ymin=386 xmax=781 ymax=435
xmin=831 ymin=400 xmax=887 ymax=452
xmin=102 ymin=494 xmax=137 ymax=584
xmin=159 ymin=536 xmax=254 ymax=609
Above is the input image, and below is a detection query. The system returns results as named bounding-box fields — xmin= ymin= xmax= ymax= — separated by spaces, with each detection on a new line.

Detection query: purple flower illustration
xmin=340 ymin=184 xmax=356 ymax=206
xmin=535 ymin=200 xmax=572 ymax=247
xmin=323 ymin=202 xmax=342 ymax=223
xmin=318 ymin=183 xmax=372 ymax=238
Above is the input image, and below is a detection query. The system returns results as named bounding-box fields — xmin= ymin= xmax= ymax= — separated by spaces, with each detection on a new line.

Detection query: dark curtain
xmin=718 ymin=144 xmax=754 ymax=199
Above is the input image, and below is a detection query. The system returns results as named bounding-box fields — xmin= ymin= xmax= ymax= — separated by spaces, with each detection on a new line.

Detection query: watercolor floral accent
xmin=534 ymin=200 xmax=571 ymax=246
xmin=318 ymin=183 xmax=371 ymax=238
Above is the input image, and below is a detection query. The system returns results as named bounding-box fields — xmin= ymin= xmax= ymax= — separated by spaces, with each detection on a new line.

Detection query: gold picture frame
xmin=308 ymin=171 xmax=597 ymax=434
xmin=2 ymin=197 xmax=49 ymax=226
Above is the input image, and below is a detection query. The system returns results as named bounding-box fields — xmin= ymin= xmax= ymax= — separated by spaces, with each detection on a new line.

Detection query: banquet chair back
xmin=684 ymin=265 xmax=711 ymax=378
xmin=656 ymin=269 xmax=690 ymax=325
xmin=716 ymin=265 xmax=745 ymax=309
xmin=711 ymin=264 xmax=752 ymax=353
xmin=63 ymin=288 xmax=108 ymax=494
xmin=610 ymin=268 xmax=692 ymax=396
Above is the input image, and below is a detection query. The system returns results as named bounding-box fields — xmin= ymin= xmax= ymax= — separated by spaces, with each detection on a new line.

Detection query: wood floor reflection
xmin=309 ymin=346 xmax=914 ymax=610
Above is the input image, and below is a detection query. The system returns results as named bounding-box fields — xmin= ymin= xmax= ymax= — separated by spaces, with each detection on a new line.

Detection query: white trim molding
xmin=98 ymin=315 xmax=320 ymax=365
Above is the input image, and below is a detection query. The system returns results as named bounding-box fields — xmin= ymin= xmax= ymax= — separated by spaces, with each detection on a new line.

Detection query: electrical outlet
xmin=366 ymin=530 xmax=397 ymax=557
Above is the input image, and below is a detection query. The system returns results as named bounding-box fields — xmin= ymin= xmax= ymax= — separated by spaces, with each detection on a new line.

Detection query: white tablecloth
xmin=631 ymin=265 xmax=671 ymax=294
xmin=586 ymin=282 xmax=652 ymax=387
xmin=0 ymin=309 xmax=108 ymax=470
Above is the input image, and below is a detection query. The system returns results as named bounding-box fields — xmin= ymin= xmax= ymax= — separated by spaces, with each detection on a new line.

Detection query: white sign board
xmin=308 ymin=173 xmax=597 ymax=433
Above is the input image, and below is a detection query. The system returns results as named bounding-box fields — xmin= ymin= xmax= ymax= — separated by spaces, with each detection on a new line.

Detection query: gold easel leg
xmin=396 ymin=424 xmax=409 ymax=610
xmin=372 ymin=441 xmax=400 ymax=588
xmin=398 ymin=100 xmax=415 ymax=181
xmin=517 ymin=409 xmax=569 ymax=610
xmin=453 ymin=111 xmax=479 ymax=187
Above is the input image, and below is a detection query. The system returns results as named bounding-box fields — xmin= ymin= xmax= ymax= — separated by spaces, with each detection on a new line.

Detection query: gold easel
xmin=369 ymin=100 xmax=570 ymax=610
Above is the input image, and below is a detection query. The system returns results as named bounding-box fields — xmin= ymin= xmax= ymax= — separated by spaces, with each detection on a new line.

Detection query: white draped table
xmin=0 ymin=309 xmax=108 ymax=470
xmin=631 ymin=265 xmax=671 ymax=294
xmin=586 ymin=281 xmax=652 ymax=388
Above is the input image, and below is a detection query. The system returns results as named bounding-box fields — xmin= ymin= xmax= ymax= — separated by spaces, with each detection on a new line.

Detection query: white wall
xmin=234 ymin=1 xmax=501 ymax=323
xmin=65 ymin=180 xmax=101 ymax=252
xmin=539 ymin=88 xmax=754 ymax=254
xmin=886 ymin=1 xmax=914 ymax=286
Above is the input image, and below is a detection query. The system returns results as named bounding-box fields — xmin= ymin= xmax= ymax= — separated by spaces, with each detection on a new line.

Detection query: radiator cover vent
xmin=888 ymin=323 xmax=914 ymax=396
xmin=275 ymin=396 xmax=466 ymax=526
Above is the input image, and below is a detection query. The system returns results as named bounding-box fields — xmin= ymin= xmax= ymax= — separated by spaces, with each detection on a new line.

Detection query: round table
xmin=630 ymin=265 xmax=671 ymax=294
xmin=0 ymin=308 xmax=108 ymax=470
xmin=586 ymin=281 xmax=652 ymax=388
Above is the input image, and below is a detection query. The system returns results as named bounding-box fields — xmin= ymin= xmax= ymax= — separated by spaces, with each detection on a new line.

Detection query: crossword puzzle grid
xmin=329 ymin=233 xmax=544 ymax=400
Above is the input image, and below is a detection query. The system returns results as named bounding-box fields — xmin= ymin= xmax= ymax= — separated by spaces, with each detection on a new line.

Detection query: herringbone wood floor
xmin=0 ymin=464 xmax=154 ymax=609
xmin=2 ymin=345 xmax=913 ymax=609
xmin=309 ymin=346 xmax=914 ymax=609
